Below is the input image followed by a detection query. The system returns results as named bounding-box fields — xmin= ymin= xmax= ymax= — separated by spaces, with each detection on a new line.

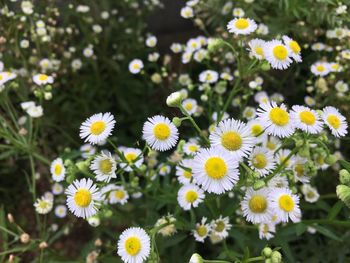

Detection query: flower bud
xmin=39 ymin=241 xmax=48 ymax=249
xmin=336 ymin=184 xmax=350 ymax=208
xmin=20 ymin=233 xmax=30 ymax=244
xmin=166 ymin=91 xmax=183 ymax=107
xmin=7 ymin=213 xmax=14 ymax=223
xmin=76 ymin=161 xmax=89 ymax=172
xmin=253 ymin=180 xmax=266 ymax=190
xmin=172 ymin=117 xmax=182 ymax=127
xmin=189 ymin=253 xmax=203 ymax=263
xmin=271 ymin=251 xmax=282 ymax=263
xmin=207 ymin=38 xmax=224 ymax=53
xmin=325 ymin=155 xmax=337 ymax=165
xmin=261 ymin=61 xmax=270 ymax=71
xmin=339 ymin=169 xmax=350 ymax=185
xmin=262 ymin=247 xmax=272 ymax=257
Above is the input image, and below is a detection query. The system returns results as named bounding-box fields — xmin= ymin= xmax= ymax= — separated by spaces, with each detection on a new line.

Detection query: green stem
xmin=217 ymin=78 xmax=241 ymax=123
xmin=246 ymin=256 xmax=264 ymax=262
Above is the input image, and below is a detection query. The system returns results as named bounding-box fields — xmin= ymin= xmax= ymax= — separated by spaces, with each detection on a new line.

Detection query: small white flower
xmin=177 ymin=184 xmax=205 ymax=210
xmin=227 ymin=18 xmax=257 ymax=35
xmin=50 ymin=158 xmax=66 ymax=182
xmin=129 ymin=59 xmax=144 ymax=74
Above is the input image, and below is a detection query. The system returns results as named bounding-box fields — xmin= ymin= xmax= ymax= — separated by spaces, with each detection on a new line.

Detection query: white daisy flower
xmin=269 ymin=188 xmax=301 ymax=222
xmin=80 ymin=144 xmax=96 ymax=159
xmin=321 ymin=106 xmax=348 ymax=137
xmin=192 ymin=147 xmax=239 ymax=194
xmin=0 ymin=71 xmax=17 ymax=86
xmin=264 ymin=136 xmax=281 ymax=152
xmin=199 ymin=70 xmax=219 ymax=84
xmin=145 ymin=36 xmax=157 ymax=47
xmin=259 ymin=222 xmax=276 ymax=240
xmin=267 ymin=175 xmax=289 ymax=189
xmin=292 ymin=156 xmax=310 ymax=183
xmin=290 ymin=105 xmax=323 ymax=134
xmin=79 ymin=112 xmax=116 ymax=145
xmin=52 ymin=183 xmax=64 ymax=195
xmin=66 ymin=178 xmax=102 ymax=219
xmin=264 ymin=40 xmax=293 ymax=70
xmin=183 ymin=140 xmax=200 ymax=156
xmin=248 ymin=39 xmax=266 ymax=60
xmin=34 ymin=196 xmax=53 ymax=214
xmin=212 ymin=112 xmax=229 ymax=122
xmin=304 ymin=96 xmax=316 ymax=107
xmin=227 ymin=18 xmax=257 ymax=35
xmin=275 ymin=149 xmax=294 ymax=169
xmin=310 ymin=62 xmax=330 ymax=76
xmin=247 ymin=119 xmax=266 ymax=144
xmin=220 ymin=72 xmax=234 ymax=81
xmin=192 ymin=217 xmax=211 ymax=242
xmin=120 ymin=147 xmax=143 ymax=172
xmin=142 ymin=115 xmax=179 ymax=151
xmin=182 ymin=98 xmax=198 ymax=115
xmin=210 ymin=216 xmax=232 ymax=239
xmin=170 ymin=43 xmax=182 ymax=53
xmin=249 ymin=147 xmax=276 ymax=177
xmin=177 ymin=184 xmax=205 ymax=211
xmin=330 ymin=62 xmax=343 ymax=72
xmin=186 ymin=38 xmax=202 ymax=52
xmin=180 ymin=6 xmax=194 ymax=18
xmin=55 ymin=205 xmax=67 ymax=218
xmin=241 ymin=187 xmax=273 ymax=224
xmin=50 ymin=158 xmax=65 ymax=182
xmin=129 ymin=59 xmax=144 ymax=74
xmin=282 ymin=36 xmax=302 ymax=62
xmin=117 ymin=227 xmax=151 ymax=263
xmin=254 ymin=91 xmax=270 ymax=104
xmin=33 ymin=73 xmax=54 ymax=85
xmin=181 ymin=51 xmax=192 ymax=64
xmin=209 ymin=118 xmax=255 ymax=160
xmin=301 ymin=184 xmax=320 ymax=203
xmin=233 ymin=8 xmax=245 ymax=17
xmin=176 ymin=159 xmax=194 ymax=185
xmin=109 ymin=186 xmax=129 ymax=205
xmin=90 ymin=151 xmax=117 ymax=182
xmin=257 ymin=101 xmax=295 ymax=138
xmin=159 ymin=164 xmax=171 ymax=176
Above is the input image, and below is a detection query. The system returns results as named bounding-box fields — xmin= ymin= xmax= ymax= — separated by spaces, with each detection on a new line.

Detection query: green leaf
xmin=295 ymin=223 xmax=307 ymax=236
xmin=327 ymin=201 xmax=343 ymax=220
xmin=313 ymin=225 xmax=343 ymax=242
xmin=339 ymin=160 xmax=350 ymax=172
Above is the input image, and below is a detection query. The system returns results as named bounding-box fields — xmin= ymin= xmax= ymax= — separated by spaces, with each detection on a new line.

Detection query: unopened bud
xmin=20 ymin=233 xmax=30 ymax=244
xmin=339 ymin=169 xmax=350 ymax=185
xmin=39 ymin=241 xmax=48 ymax=249
xmin=172 ymin=117 xmax=182 ymax=127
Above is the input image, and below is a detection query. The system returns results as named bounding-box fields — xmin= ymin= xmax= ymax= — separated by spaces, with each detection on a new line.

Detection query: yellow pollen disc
xmin=327 ymin=114 xmax=341 ymax=129
xmin=132 ymin=64 xmax=140 ymax=70
xmin=215 ymin=221 xmax=225 ymax=232
xmin=316 ymin=156 xmax=324 ymax=165
xmin=54 ymin=164 xmax=62 ymax=175
xmin=279 ymin=156 xmax=290 ymax=167
xmin=38 ymin=74 xmax=48 ymax=81
xmin=114 ymin=190 xmax=125 ymax=200
xmin=252 ymin=154 xmax=267 ymax=169
xmin=279 ymin=194 xmax=294 ymax=212
xmin=206 ymin=74 xmax=213 ymax=81
xmin=266 ymin=141 xmax=276 ymax=150
xmin=188 ymin=145 xmax=198 ymax=152
xmin=269 ymin=107 xmax=289 ymax=126
xmin=331 ymin=64 xmax=339 ymax=70
xmin=235 ymin=18 xmax=249 ymax=29
xmin=39 ymin=201 xmax=48 ymax=209
xmin=153 ymin=123 xmax=171 ymax=140
xmin=124 ymin=237 xmax=141 ymax=256
xmin=289 ymin=40 xmax=301 ymax=53
xmin=0 ymin=75 xmax=3 ymax=80
xmin=74 ymin=189 xmax=92 ymax=207
xmin=185 ymin=190 xmax=198 ymax=203
xmin=183 ymin=170 xmax=192 ymax=179
xmin=204 ymin=157 xmax=227 ymax=179
xmin=249 ymin=195 xmax=267 ymax=213
xmin=196 ymin=226 xmax=207 ymax=237
xmin=255 ymin=46 xmax=264 ymax=56
xmin=272 ymin=45 xmax=288 ymax=60
xmin=294 ymin=164 xmax=304 ymax=177
xmin=99 ymin=159 xmax=113 ymax=174
xmin=251 ymin=124 xmax=263 ymax=137
xmin=299 ymin=111 xmax=316 ymax=125
xmin=125 ymin=153 xmax=137 ymax=163
xmin=90 ymin=121 xmax=106 ymax=135
xmin=263 ymin=224 xmax=269 ymax=233
xmin=316 ymin=65 xmax=325 ymax=72
xmin=221 ymin=131 xmax=242 ymax=151
xmin=307 ymin=191 xmax=315 ymax=199
xmin=185 ymin=103 xmax=193 ymax=111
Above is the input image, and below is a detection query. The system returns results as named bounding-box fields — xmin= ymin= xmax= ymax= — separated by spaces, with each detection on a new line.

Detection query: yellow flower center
xmin=251 ymin=124 xmax=263 ymax=137
xmin=272 ymin=45 xmax=288 ymax=60
xmin=90 ymin=121 xmax=106 ymax=135
xmin=204 ymin=157 xmax=227 ymax=179
xmin=196 ymin=226 xmax=207 ymax=237
xmin=74 ymin=189 xmax=92 ymax=207
xmin=221 ymin=131 xmax=242 ymax=151
xmin=331 ymin=64 xmax=339 ymax=70
xmin=185 ymin=103 xmax=193 ymax=111
xmin=294 ymin=164 xmax=304 ymax=177
xmin=215 ymin=221 xmax=225 ymax=232
xmin=0 ymin=75 xmax=3 ymax=80
xmin=39 ymin=201 xmax=49 ymax=209
xmin=153 ymin=123 xmax=171 ymax=140
xmin=132 ymin=64 xmax=140 ymax=70
xmin=54 ymin=164 xmax=62 ymax=175
xmin=183 ymin=170 xmax=192 ymax=179
xmin=269 ymin=107 xmax=289 ymax=126
xmin=235 ymin=18 xmax=249 ymax=29
xmin=307 ymin=191 xmax=315 ymax=199
xmin=252 ymin=153 xmax=267 ymax=169
xmin=299 ymin=111 xmax=316 ymax=125
xmin=316 ymin=65 xmax=325 ymax=72
xmin=38 ymin=74 xmax=48 ymax=81
xmin=255 ymin=46 xmax=264 ymax=56
xmin=266 ymin=141 xmax=276 ymax=150
xmin=249 ymin=195 xmax=267 ymax=213
xmin=185 ymin=190 xmax=198 ymax=203
xmin=279 ymin=156 xmax=290 ymax=167
xmin=278 ymin=194 xmax=294 ymax=212
xmin=188 ymin=145 xmax=198 ymax=152
xmin=124 ymin=237 xmax=141 ymax=256
xmin=125 ymin=152 xmax=137 ymax=163
xmin=316 ymin=156 xmax=325 ymax=165
xmin=289 ymin=40 xmax=301 ymax=53
xmin=327 ymin=114 xmax=341 ymax=129
xmin=114 ymin=190 xmax=125 ymax=200
xmin=99 ymin=159 xmax=113 ymax=174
